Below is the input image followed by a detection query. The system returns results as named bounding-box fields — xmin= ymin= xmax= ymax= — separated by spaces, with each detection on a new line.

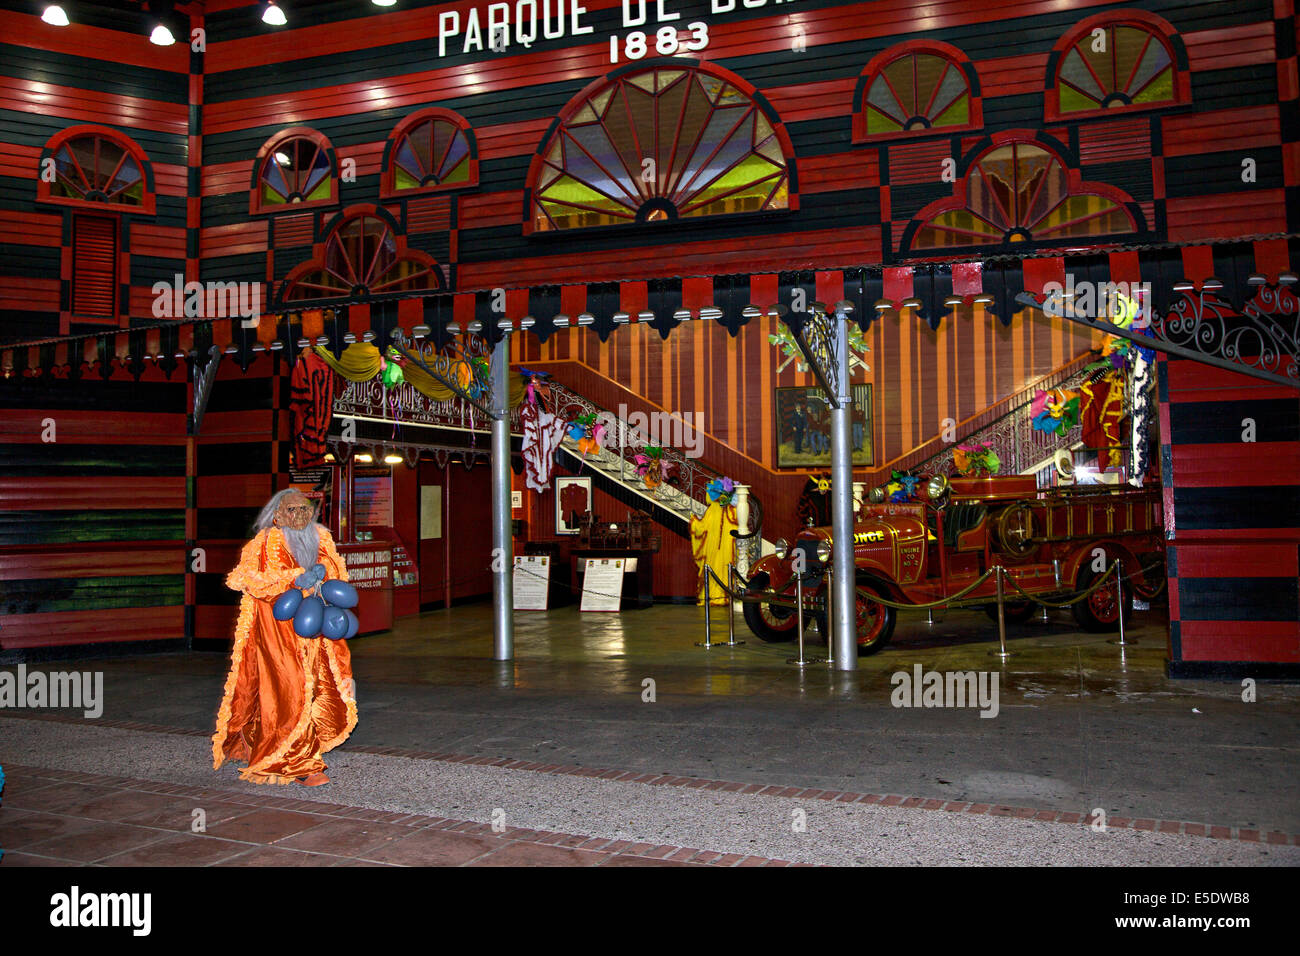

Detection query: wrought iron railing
xmin=911 ymin=361 xmax=1155 ymax=486
xmin=543 ymin=379 xmax=765 ymax=565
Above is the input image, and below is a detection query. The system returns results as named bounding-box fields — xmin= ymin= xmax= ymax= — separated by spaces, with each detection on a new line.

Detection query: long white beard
xmin=281 ymin=523 xmax=322 ymax=570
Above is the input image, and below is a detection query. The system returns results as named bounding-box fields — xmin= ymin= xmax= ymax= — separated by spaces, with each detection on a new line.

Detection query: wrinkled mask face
xmin=276 ymin=495 xmax=315 ymax=531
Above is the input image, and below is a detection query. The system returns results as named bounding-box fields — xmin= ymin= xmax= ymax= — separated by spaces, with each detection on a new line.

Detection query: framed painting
xmin=554 ymin=475 xmax=592 ymax=535
xmin=775 ymin=384 xmax=873 ymax=468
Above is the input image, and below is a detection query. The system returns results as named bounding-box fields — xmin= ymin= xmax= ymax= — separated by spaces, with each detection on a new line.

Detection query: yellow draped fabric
xmin=689 ymin=502 xmax=737 ymax=606
xmin=211 ymin=526 xmax=357 ymax=784
xmin=313 ymin=343 xmax=525 ymax=408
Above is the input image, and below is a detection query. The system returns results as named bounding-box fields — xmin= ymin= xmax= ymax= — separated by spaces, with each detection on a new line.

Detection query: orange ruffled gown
xmin=211 ymin=526 xmax=358 ymax=784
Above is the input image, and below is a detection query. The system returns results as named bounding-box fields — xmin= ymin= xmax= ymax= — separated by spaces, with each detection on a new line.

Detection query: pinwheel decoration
xmin=953 ymin=440 xmax=1001 ymax=476
xmin=706 ymin=476 xmax=736 ymax=507
xmin=633 ymin=444 xmax=669 ymax=489
xmin=885 ymin=470 xmax=921 ymax=502
xmin=566 ymin=412 xmax=605 ymax=458
xmin=1031 ymin=387 xmax=1081 ymax=437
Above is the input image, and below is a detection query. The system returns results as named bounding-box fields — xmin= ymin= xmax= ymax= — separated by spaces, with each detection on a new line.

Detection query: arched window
xmin=37 ymin=126 xmax=155 ymax=214
xmin=527 ymin=62 xmax=796 ymax=233
xmin=382 ymin=108 xmax=478 ymax=197
xmin=1046 ymin=11 xmax=1189 ymax=120
xmin=279 ymin=208 xmax=444 ymax=304
xmin=904 ymin=135 xmax=1140 ymax=254
xmin=252 ymin=128 xmax=337 ymax=214
xmin=853 ymin=42 xmax=981 ymax=142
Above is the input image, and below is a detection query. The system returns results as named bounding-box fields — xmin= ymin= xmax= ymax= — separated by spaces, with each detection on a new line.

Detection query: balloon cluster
xmin=272 ymin=568 xmax=361 ymax=640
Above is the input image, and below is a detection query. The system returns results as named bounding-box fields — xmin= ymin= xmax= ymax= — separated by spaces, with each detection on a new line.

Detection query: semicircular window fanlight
xmin=51 ymin=134 xmax=144 ymax=205
xmin=284 ymin=214 xmax=441 ymax=301
xmin=913 ymin=142 xmax=1134 ymax=250
xmin=532 ymin=68 xmax=790 ymax=232
xmin=392 ymin=117 xmax=472 ymax=190
xmin=865 ymin=52 xmax=971 ymax=135
xmin=261 ymin=136 xmax=333 ymax=207
xmin=1057 ymin=24 xmax=1175 ymax=114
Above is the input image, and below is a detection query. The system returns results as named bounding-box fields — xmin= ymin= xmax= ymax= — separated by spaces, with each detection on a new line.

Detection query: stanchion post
xmin=1108 ymin=558 xmax=1134 ymax=646
xmin=727 ymin=565 xmax=736 ymax=644
xmin=696 ymin=572 xmax=714 ymax=648
xmin=788 ymin=573 xmax=809 ymax=666
xmin=990 ymin=566 xmax=1012 ymax=660
xmin=712 ymin=565 xmax=745 ymax=646
xmin=824 ymin=565 xmax=835 ymax=665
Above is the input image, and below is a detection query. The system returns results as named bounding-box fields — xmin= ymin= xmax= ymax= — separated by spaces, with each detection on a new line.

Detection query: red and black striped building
xmin=1 ymin=0 xmax=1297 ymax=674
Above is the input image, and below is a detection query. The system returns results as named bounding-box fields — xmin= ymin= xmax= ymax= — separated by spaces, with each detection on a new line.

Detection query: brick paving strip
xmin=0 ymin=762 xmax=793 ymax=868
xmin=5 ymin=711 xmax=1296 ymax=849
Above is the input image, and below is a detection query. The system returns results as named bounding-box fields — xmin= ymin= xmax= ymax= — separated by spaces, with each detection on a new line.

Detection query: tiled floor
xmin=0 ymin=763 xmax=796 ymax=867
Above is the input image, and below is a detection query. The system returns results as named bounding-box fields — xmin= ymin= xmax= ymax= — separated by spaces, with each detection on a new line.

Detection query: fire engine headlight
xmin=774 ymin=538 xmax=789 ymax=560
xmin=816 ymin=540 xmax=832 ymax=563
xmin=926 ymin=475 xmax=950 ymax=500
xmin=869 ymin=485 xmax=887 ymax=504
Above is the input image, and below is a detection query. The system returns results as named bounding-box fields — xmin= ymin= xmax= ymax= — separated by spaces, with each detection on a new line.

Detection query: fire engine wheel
xmin=1072 ymin=564 xmax=1133 ymax=632
xmin=742 ymin=572 xmax=811 ymax=643
xmin=983 ymin=601 xmax=1036 ymax=624
xmin=1130 ymin=553 xmax=1168 ymax=602
xmin=816 ymin=579 xmax=896 ymax=655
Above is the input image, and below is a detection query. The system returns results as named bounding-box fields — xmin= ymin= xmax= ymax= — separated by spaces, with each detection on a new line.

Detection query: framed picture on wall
xmin=554 ymin=476 xmax=592 ymax=535
xmin=775 ymin=384 xmax=873 ymax=468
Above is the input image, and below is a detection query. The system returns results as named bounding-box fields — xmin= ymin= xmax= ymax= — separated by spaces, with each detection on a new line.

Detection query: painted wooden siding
xmin=0 ymin=377 xmax=188 ymax=651
xmin=183 ymin=0 xmax=1294 ymax=299
xmin=0 ymin=6 xmax=189 ymax=343
xmin=1159 ymin=356 xmax=1300 ymax=670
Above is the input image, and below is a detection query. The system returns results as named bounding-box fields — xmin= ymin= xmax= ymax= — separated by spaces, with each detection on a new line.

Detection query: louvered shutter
xmin=73 ymin=216 xmax=117 ymax=318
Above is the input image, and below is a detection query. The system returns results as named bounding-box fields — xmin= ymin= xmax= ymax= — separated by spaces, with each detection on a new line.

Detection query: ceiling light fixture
xmin=261 ymin=1 xmax=287 ymax=26
xmin=41 ymin=4 xmax=69 ymax=26
xmin=148 ymin=0 xmax=178 ymax=46
xmin=372 ymin=0 xmax=397 ymax=7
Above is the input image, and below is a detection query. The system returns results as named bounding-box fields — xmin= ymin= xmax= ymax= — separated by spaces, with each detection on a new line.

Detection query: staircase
xmin=543 ymin=380 xmax=768 ymax=566
xmin=911 ymin=360 xmax=1154 ymax=487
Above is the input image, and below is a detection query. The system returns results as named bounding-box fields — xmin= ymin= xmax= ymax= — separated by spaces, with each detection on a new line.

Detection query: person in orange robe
xmin=211 ymin=489 xmax=357 ymax=786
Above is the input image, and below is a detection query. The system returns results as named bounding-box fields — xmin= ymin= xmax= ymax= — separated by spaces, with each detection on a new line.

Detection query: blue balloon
xmin=321 ymin=606 xmax=349 ymax=640
xmin=272 ymin=589 xmax=302 ymax=621
xmin=293 ymin=595 xmax=325 ymax=638
xmin=344 ymin=609 xmax=360 ymax=640
xmin=320 ymin=579 xmax=359 ymax=609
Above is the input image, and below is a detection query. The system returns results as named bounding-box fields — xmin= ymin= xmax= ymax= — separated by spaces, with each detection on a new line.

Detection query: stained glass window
xmin=1055 ymin=24 xmax=1176 ymax=114
xmin=864 ymin=52 xmax=973 ymax=136
xmin=283 ymin=213 xmax=442 ymax=302
xmin=258 ymin=135 xmax=334 ymax=208
xmin=911 ymin=141 xmax=1135 ymax=251
xmin=388 ymin=113 xmax=474 ymax=192
xmin=47 ymin=133 xmax=146 ymax=206
xmin=530 ymin=67 xmax=791 ymax=232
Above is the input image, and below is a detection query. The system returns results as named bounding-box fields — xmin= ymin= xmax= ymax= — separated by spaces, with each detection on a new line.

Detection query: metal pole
xmin=714 ymin=564 xmax=744 ymax=646
xmin=830 ymin=312 xmax=857 ymax=671
xmin=788 ymin=572 xmax=809 ymax=665
xmin=1109 ymin=558 xmax=1134 ymax=646
xmin=990 ymin=566 xmax=1012 ymax=660
xmin=697 ymin=572 xmax=713 ymax=647
xmin=490 ymin=332 xmax=514 ymax=661
xmin=727 ymin=565 xmax=736 ymax=643
xmin=822 ymin=564 xmax=834 ymax=665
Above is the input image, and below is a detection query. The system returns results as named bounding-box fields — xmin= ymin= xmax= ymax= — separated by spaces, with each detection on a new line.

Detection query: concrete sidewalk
xmin=1 ymin=719 xmax=1295 ymax=866
xmin=1 ymin=602 xmax=1298 ymax=864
